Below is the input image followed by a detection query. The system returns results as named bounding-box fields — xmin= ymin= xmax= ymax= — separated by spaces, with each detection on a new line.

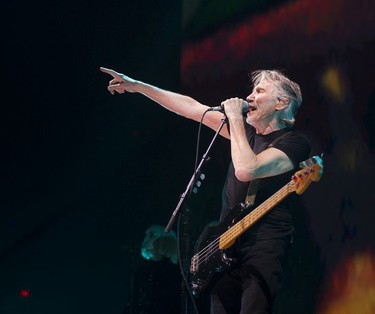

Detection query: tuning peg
xmin=300 ymin=159 xmax=313 ymax=168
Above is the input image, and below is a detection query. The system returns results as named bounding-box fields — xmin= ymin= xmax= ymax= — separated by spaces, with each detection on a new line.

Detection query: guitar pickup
xmin=190 ymin=255 xmax=198 ymax=274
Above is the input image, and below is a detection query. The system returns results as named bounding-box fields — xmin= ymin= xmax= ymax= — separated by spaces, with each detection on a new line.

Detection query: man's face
xmin=246 ymin=79 xmax=280 ymax=127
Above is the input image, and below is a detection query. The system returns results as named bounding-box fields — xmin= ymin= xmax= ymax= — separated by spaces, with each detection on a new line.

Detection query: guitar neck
xmin=219 ymin=180 xmax=295 ymax=249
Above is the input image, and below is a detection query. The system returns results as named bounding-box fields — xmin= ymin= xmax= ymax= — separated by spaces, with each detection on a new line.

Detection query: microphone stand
xmin=165 ymin=115 xmax=227 ymax=233
xmin=165 ymin=115 xmax=227 ymax=314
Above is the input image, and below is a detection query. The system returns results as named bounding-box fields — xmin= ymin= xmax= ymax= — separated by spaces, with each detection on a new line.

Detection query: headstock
xmin=293 ymin=155 xmax=324 ymax=194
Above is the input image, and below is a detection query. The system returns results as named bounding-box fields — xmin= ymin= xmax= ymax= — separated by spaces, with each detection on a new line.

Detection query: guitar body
xmin=190 ymin=206 xmax=245 ymax=295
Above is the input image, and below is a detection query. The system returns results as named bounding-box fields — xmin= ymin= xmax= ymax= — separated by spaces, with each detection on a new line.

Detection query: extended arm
xmin=100 ymin=67 xmax=230 ymax=139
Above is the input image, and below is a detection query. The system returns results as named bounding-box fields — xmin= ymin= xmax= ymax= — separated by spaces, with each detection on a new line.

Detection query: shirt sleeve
xmin=273 ymin=131 xmax=311 ymax=169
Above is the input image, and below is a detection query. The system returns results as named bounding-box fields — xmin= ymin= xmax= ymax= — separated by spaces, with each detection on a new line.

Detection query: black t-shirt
xmin=221 ymin=123 xmax=311 ymax=240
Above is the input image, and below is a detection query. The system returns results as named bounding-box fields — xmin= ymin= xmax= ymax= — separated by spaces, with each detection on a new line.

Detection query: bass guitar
xmin=190 ymin=155 xmax=323 ymax=296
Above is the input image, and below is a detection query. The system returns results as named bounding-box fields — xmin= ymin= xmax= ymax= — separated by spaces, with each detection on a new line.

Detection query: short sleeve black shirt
xmin=221 ymin=123 xmax=311 ymax=239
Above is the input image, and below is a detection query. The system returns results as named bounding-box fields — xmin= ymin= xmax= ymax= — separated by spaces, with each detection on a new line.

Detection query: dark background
xmin=1 ymin=0 xmax=375 ymax=313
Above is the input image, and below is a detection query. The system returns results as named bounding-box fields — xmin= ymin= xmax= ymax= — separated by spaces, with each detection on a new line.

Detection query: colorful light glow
xmin=181 ymin=0 xmax=375 ymax=88
xmin=19 ymin=289 xmax=30 ymax=298
xmin=317 ymin=252 xmax=375 ymax=314
xmin=321 ymin=66 xmax=346 ymax=105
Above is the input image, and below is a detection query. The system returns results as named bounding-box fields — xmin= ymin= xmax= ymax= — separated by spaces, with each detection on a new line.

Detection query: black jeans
xmin=210 ymin=236 xmax=291 ymax=314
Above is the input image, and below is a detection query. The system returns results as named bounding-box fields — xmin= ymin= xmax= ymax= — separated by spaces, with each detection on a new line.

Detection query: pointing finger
xmin=100 ymin=66 xmax=122 ymax=78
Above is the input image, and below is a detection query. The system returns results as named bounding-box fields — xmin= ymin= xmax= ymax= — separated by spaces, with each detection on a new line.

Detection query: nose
xmin=246 ymin=94 xmax=254 ymax=103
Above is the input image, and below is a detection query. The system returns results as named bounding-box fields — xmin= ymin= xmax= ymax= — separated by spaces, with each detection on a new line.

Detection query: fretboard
xmin=219 ymin=180 xmax=296 ymax=249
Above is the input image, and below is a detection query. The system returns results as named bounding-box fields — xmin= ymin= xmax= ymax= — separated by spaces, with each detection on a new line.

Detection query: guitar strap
xmin=242 ymin=130 xmax=291 ymax=209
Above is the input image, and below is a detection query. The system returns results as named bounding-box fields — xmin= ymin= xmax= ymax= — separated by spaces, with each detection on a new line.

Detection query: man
xmin=101 ymin=67 xmax=311 ymax=313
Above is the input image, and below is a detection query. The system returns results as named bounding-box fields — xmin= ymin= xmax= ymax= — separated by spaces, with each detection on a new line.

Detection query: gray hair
xmin=251 ymin=70 xmax=302 ymax=126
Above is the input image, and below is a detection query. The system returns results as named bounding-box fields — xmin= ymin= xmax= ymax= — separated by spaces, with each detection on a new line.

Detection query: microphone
xmin=209 ymin=101 xmax=250 ymax=114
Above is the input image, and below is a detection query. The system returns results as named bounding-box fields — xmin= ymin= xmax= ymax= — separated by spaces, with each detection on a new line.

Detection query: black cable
xmin=176 ymin=108 xmax=213 ymax=314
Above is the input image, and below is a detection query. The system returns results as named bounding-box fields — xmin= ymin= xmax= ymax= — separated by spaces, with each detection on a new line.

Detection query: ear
xmin=275 ymin=97 xmax=289 ymax=111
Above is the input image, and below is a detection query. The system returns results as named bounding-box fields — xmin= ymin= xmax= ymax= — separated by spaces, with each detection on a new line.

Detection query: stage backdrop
xmin=1 ymin=0 xmax=374 ymax=313
xmin=181 ymin=0 xmax=375 ymax=313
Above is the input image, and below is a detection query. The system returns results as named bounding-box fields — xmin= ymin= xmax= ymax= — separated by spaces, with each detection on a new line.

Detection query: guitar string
xmin=193 ymin=171 xmax=315 ymax=268
xmin=193 ymin=183 xmax=293 ymax=269
xmin=194 ymin=187 xmax=289 ymax=268
xmin=191 ymin=165 xmax=316 ymax=267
